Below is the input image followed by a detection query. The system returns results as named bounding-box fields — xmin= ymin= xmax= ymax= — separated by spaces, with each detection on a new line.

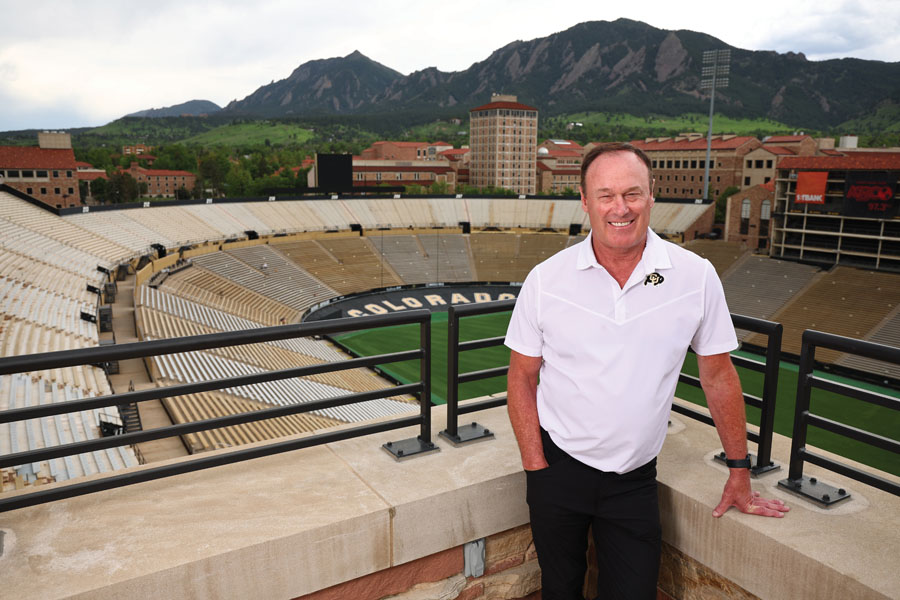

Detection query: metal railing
xmin=441 ymin=303 xmax=785 ymax=479
xmin=674 ymin=314 xmax=783 ymax=476
xmin=440 ymin=300 xmax=516 ymax=445
xmin=777 ymin=330 xmax=900 ymax=506
xmin=0 ymin=310 xmax=436 ymax=512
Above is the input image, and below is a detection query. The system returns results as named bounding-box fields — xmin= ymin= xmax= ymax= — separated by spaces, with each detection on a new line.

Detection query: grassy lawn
xmin=560 ymin=111 xmax=796 ymax=136
xmin=180 ymin=122 xmax=314 ymax=146
xmin=333 ymin=311 xmax=899 ymax=477
xmin=331 ymin=311 xmax=511 ymax=405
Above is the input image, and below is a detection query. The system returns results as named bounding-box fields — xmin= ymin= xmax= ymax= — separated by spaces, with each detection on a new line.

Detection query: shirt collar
xmin=575 ymin=228 xmax=673 ymax=274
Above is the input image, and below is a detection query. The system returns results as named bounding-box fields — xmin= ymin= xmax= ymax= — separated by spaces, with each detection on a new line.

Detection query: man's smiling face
xmin=580 ymin=151 xmax=655 ymax=260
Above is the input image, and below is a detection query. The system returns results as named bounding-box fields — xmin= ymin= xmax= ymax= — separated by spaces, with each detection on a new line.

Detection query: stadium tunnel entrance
xmin=302 ymin=283 xmax=520 ymax=321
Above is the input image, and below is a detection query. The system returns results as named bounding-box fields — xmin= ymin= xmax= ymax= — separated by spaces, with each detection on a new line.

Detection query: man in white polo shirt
xmin=505 ymin=142 xmax=788 ymax=600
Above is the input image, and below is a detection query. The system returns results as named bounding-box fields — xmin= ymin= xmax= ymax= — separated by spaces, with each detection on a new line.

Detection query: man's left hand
xmin=713 ymin=472 xmax=790 ymax=518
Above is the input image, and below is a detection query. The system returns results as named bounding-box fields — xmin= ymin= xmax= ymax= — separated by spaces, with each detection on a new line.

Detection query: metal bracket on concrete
xmin=777 ymin=476 xmax=852 ymax=506
xmin=439 ymin=422 xmax=495 ymax=446
xmin=382 ymin=437 xmax=440 ymax=461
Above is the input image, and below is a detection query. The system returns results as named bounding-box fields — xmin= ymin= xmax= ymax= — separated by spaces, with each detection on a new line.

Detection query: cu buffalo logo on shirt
xmin=644 ymin=273 xmax=665 ymax=286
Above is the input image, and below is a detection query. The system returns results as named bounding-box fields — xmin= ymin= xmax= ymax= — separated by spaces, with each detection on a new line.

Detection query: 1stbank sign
xmin=794 ymin=171 xmax=828 ymax=204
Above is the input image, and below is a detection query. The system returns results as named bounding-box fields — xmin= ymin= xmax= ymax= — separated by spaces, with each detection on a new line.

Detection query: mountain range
xmin=128 ymin=19 xmax=898 ymax=131
xmin=126 ymin=100 xmax=221 ymax=118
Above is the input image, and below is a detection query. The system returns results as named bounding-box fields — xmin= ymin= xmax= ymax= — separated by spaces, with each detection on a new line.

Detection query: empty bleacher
xmin=0 ymin=374 xmax=137 ymax=490
xmin=721 ymin=256 xmax=822 ymax=340
xmin=837 ymin=308 xmax=900 ymax=380
xmin=749 ymin=267 xmax=900 ymax=363
xmin=470 ymin=233 xmax=569 ymax=281
xmin=417 ymin=234 xmax=474 ymax=282
xmin=191 ymin=247 xmax=337 ymax=312
xmin=161 ymin=268 xmax=299 ymax=325
xmin=683 ymin=240 xmax=751 ymax=277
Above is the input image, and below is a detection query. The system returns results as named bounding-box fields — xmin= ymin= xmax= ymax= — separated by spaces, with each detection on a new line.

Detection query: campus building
xmin=469 ymin=94 xmax=538 ymax=195
xmin=536 ymin=139 xmax=583 ymax=195
xmin=125 ymin=163 xmax=196 ymax=198
xmin=352 ymin=159 xmax=457 ymax=192
xmin=0 ymin=132 xmax=80 ymax=208
xmin=725 ymin=180 xmax=775 ymax=250
xmin=626 ymin=134 xmax=762 ymax=200
xmin=770 ymin=152 xmax=900 ymax=271
xmin=360 ymin=141 xmax=453 ymax=161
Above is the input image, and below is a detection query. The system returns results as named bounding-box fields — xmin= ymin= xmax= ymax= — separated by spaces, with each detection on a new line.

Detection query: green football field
xmin=332 ymin=312 xmax=900 ymax=476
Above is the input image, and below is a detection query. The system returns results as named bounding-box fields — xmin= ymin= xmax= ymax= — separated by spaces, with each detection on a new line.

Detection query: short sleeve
xmin=505 ymin=267 xmax=543 ymax=357
xmin=691 ymin=260 xmax=739 ymax=356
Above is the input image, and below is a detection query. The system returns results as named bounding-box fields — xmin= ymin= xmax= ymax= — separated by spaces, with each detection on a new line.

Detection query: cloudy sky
xmin=1 ymin=0 xmax=897 ymax=132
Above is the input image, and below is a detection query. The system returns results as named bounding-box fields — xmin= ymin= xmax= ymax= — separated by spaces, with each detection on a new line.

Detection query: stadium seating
xmin=721 ymin=256 xmax=822 ymax=340
xmin=837 ymin=309 xmax=900 ymax=380
xmin=684 ymin=239 xmax=750 ymax=276
xmin=750 ymin=267 xmax=900 ymax=363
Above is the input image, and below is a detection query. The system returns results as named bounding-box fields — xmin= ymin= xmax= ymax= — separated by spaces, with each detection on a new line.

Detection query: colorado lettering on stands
xmin=347 ymin=291 xmax=516 ymax=317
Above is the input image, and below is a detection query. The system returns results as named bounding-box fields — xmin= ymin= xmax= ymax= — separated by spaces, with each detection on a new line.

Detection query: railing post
xmin=439 ymin=305 xmax=500 ymax=446
xmin=752 ymin=322 xmax=782 ymax=476
xmin=777 ymin=331 xmax=852 ymax=506
xmin=382 ymin=313 xmax=439 ymax=460
xmin=445 ymin=306 xmax=460 ymax=440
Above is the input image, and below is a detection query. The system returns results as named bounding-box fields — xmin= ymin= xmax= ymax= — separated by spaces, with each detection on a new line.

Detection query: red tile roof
xmin=353 ymin=165 xmax=453 ymax=173
xmin=778 ymin=153 xmax=900 ymax=170
xmin=371 ymin=141 xmax=428 ymax=148
xmin=77 ymin=171 xmax=108 ymax=181
xmin=541 ymin=148 xmax=582 ymax=158
xmin=431 ymin=141 xmax=451 ymax=146
xmin=629 ymin=136 xmax=757 ymax=151
xmin=764 ymin=135 xmax=811 ymax=143
xmin=75 ymin=161 xmax=93 ymax=169
xmin=470 ymin=101 xmax=538 ymax=112
xmin=128 ymin=166 xmax=194 ymax=177
xmin=0 ymin=146 xmax=77 ymax=169
xmin=439 ymin=148 xmax=469 ymax=156
xmin=762 ymin=180 xmax=776 ymax=192
xmin=761 ymin=146 xmax=796 ymax=156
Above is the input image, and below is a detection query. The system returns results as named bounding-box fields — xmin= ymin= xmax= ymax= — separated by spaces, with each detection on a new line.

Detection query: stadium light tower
xmin=700 ymin=49 xmax=730 ymax=201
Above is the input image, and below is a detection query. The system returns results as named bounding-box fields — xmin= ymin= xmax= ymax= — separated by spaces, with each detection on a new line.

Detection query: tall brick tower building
xmin=469 ymin=94 xmax=538 ymax=195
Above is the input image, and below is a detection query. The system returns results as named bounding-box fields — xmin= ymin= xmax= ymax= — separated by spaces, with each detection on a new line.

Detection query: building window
xmin=23 ymin=170 xmax=34 ymax=177
xmin=40 ymin=187 xmax=47 ymax=194
xmin=766 ymin=160 xmax=773 ymax=169
xmin=755 ymin=160 xmax=764 ymax=168
xmin=36 ymin=170 xmax=48 ymax=177
xmin=7 ymin=170 xmax=19 ymax=177
xmin=746 ymin=160 xmax=752 ymax=169
xmin=54 ymin=187 xmax=60 ymax=194
xmin=68 ymin=187 xmax=74 ymax=194
xmin=744 ymin=177 xmax=751 ymax=186
xmin=760 ymin=199 xmax=771 ymax=237
xmin=26 ymin=187 xmax=33 ymax=194
xmin=53 ymin=170 xmax=59 ymax=177
xmin=691 ymin=160 xmax=697 ymax=169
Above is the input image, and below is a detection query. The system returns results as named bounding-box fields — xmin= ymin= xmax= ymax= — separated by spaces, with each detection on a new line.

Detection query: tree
xmin=225 ymin=164 xmax=253 ymax=197
xmin=198 ymin=151 xmax=231 ymax=197
xmin=715 ymin=186 xmax=739 ymax=223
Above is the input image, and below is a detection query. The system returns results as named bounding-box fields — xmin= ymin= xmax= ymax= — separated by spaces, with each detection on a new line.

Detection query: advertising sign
xmin=791 ymin=171 xmax=841 ymax=214
xmin=794 ymin=171 xmax=828 ymax=204
xmin=842 ymin=172 xmax=898 ymax=219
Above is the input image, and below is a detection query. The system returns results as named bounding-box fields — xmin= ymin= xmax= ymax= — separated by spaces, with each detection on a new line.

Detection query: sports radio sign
xmin=841 ymin=172 xmax=898 ymax=219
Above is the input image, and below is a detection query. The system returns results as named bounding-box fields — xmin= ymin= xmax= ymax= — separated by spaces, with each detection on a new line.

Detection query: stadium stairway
xmin=108 ymin=272 xmax=188 ymax=462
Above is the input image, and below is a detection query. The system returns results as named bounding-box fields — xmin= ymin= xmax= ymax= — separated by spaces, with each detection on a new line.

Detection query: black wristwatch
xmin=725 ymin=454 xmax=752 ymax=469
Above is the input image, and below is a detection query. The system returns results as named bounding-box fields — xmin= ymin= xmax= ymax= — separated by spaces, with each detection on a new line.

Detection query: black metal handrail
xmin=440 ymin=300 xmax=516 ymax=445
xmin=777 ymin=330 xmax=900 ymax=506
xmin=674 ymin=314 xmax=783 ymax=476
xmin=0 ymin=310 xmax=436 ymax=512
xmin=440 ymin=303 xmax=784 ymax=475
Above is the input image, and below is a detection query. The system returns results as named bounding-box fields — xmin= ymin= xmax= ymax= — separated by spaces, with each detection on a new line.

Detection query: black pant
xmin=526 ymin=429 xmax=661 ymax=600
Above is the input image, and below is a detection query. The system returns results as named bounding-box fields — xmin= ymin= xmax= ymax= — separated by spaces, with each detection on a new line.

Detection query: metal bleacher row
xmin=0 ymin=374 xmax=136 ymax=488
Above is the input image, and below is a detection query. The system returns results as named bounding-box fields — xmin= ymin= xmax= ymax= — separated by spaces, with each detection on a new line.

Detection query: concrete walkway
xmin=106 ymin=274 xmax=188 ymax=463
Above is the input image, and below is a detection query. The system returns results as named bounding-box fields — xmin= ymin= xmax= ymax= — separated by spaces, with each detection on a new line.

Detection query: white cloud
xmin=0 ymin=0 xmax=897 ymax=131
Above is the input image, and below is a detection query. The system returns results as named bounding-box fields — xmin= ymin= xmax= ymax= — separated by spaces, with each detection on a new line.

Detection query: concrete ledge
xmin=1 ymin=404 xmax=897 ymax=599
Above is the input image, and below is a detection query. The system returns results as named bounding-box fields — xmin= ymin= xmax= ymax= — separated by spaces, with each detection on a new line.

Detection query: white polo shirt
xmin=505 ymin=229 xmax=738 ymax=474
